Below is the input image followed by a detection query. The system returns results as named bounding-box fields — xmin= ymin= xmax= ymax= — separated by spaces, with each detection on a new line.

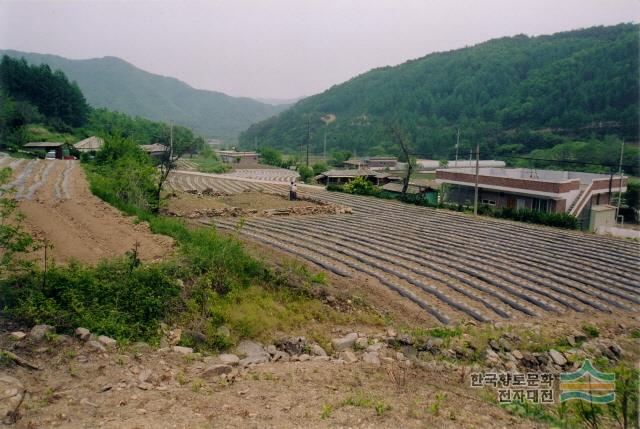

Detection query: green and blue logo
xmin=560 ymin=360 xmax=616 ymax=404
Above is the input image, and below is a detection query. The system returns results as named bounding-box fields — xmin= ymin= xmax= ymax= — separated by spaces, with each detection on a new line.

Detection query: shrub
xmin=297 ymin=165 xmax=314 ymax=183
xmin=343 ymin=176 xmax=380 ymax=196
xmin=0 ymin=258 xmax=181 ymax=340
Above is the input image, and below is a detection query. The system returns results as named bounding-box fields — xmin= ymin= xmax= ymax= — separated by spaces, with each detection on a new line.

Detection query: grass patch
xmin=340 ymin=392 xmax=392 ymax=416
xmin=582 ymin=324 xmax=600 ymax=338
xmin=192 ymin=157 xmax=232 ymax=174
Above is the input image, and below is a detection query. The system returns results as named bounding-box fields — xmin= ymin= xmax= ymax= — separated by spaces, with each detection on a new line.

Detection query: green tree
xmin=297 ymin=165 xmax=314 ymax=183
xmin=258 ymin=147 xmax=283 ymax=166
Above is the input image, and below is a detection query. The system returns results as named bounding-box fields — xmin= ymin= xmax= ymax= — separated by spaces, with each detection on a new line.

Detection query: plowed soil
xmin=4 ymin=158 xmax=173 ymax=265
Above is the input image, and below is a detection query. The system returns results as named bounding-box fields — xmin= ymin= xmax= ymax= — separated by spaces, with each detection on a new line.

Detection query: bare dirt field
xmin=2 ymin=158 xmax=172 ymax=265
xmin=166 ymin=191 xmax=315 ymax=215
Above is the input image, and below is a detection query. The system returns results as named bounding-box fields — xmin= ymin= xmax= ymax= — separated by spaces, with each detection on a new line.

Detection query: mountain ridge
xmin=239 ymin=23 xmax=638 ymax=162
xmin=0 ymin=49 xmax=285 ymax=139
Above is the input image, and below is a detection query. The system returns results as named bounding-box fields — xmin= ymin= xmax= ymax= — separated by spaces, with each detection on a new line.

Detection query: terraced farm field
xmin=168 ymin=171 xmax=640 ymax=325
xmin=0 ymin=157 xmax=172 ymax=264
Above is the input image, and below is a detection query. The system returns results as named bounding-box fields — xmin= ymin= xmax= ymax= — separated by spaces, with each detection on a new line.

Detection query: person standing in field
xmin=289 ymin=181 xmax=297 ymax=201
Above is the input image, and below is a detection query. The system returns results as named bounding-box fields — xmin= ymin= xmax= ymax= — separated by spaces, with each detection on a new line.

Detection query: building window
xmin=531 ymin=198 xmax=549 ymax=212
xmin=481 ymin=199 xmax=496 ymax=206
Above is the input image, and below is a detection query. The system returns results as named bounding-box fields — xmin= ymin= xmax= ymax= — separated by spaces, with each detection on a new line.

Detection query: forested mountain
xmin=0 ymin=50 xmax=285 ymax=139
xmin=239 ymin=24 xmax=639 ymax=166
xmin=0 ymin=55 xmax=203 ymax=153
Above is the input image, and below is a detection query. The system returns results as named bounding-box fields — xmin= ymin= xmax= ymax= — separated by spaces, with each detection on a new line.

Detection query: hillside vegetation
xmin=240 ymin=24 xmax=639 ymax=173
xmin=0 ymin=50 xmax=286 ymax=139
xmin=0 ymin=55 xmax=205 ymax=154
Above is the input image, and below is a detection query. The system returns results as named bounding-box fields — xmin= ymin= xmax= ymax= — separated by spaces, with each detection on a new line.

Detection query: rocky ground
xmin=2 ymin=317 xmax=638 ymax=429
xmin=165 ymin=190 xmax=350 ymax=219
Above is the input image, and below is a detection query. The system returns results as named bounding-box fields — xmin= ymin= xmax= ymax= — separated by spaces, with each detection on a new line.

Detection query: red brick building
xmin=436 ymin=167 xmax=627 ymax=225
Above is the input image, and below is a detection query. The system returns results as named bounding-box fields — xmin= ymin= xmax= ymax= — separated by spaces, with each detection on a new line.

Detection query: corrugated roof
xmin=73 ymin=136 xmax=104 ymax=150
xmin=319 ymin=169 xmax=390 ymax=178
xmin=140 ymin=144 xmax=168 ymax=153
xmin=24 ymin=142 xmax=64 ymax=148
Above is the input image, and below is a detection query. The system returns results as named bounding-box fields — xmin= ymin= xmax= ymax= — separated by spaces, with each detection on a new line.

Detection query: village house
xmin=315 ymin=169 xmax=393 ymax=186
xmin=140 ymin=143 xmax=168 ymax=158
xmin=215 ymin=150 xmax=260 ymax=166
xmin=343 ymin=156 xmax=398 ymax=170
xmin=23 ymin=142 xmax=67 ymax=159
xmin=73 ymin=136 xmax=104 ymax=153
xmin=436 ymin=167 xmax=628 ymax=228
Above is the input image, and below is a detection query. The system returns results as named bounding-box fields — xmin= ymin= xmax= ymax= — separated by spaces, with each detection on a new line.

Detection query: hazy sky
xmin=1 ymin=0 xmax=637 ymax=99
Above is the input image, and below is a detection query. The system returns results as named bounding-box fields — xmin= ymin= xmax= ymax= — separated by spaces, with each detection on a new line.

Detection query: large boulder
xmin=549 ymin=349 xmax=567 ymax=366
xmin=30 ymin=324 xmax=54 ymax=342
xmin=331 ymin=333 xmax=358 ymax=352
xmin=236 ymin=340 xmax=265 ymax=357
xmin=0 ymin=375 xmax=25 ymax=425
xmin=74 ymin=327 xmax=91 ymax=341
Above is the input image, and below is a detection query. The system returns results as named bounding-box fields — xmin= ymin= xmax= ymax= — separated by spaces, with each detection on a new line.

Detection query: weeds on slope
xmin=0 ymin=134 xmax=379 ymax=347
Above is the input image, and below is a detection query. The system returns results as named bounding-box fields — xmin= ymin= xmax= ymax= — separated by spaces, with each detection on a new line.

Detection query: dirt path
xmin=8 ymin=159 xmax=173 ymax=265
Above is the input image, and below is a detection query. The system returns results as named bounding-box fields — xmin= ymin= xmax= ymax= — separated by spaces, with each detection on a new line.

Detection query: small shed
xmin=382 ymin=179 xmax=440 ymax=204
xmin=73 ymin=136 xmax=104 ymax=153
xmin=23 ymin=142 xmax=65 ymax=159
xmin=315 ymin=169 xmax=392 ymax=186
xmin=140 ymin=144 xmax=168 ymax=157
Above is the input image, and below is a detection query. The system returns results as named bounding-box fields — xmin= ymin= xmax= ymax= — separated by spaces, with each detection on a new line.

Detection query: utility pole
xmin=306 ymin=115 xmax=310 ymax=167
xmin=454 ymin=128 xmax=460 ymax=168
xmin=615 ymin=139 xmax=625 ymax=224
xmin=473 ymin=142 xmax=480 ymax=216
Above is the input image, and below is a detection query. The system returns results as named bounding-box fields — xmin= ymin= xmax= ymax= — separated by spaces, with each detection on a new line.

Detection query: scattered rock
xmin=505 ymin=361 xmax=518 ymax=371
xmin=397 ymin=333 xmax=414 ymax=345
xmin=9 ymin=332 xmax=26 ymax=341
xmin=609 ymin=344 xmax=623 ymax=359
xmin=549 ymin=349 xmax=567 ymax=366
xmin=202 ymin=364 xmax=234 ymax=378
xmin=362 ymin=351 xmax=380 ymax=365
xmin=239 ymin=354 xmax=269 ymax=367
xmin=489 ymin=339 xmax=500 ymax=351
xmin=401 ymin=345 xmax=417 ymax=360
xmin=236 ymin=340 xmax=265 ymax=357
xmin=85 ymin=340 xmax=106 ymax=353
xmin=182 ymin=330 xmax=207 ymax=346
xmin=536 ymin=354 xmax=550 ymax=366
xmin=366 ymin=342 xmax=384 ymax=353
xmin=98 ymin=335 xmax=117 ymax=348
xmin=331 ymin=333 xmax=358 ymax=352
xmin=75 ymin=327 xmax=91 ymax=341
xmin=217 ymin=326 xmax=231 ymax=337
xmin=0 ymin=375 xmax=25 ymax=425
xmin=137 ymin=382 xmax=153 ymax=391
xmin=498 ymin=338 xmax=513 ymax=352
xmin=485 ymin=348 xmax=500 ymax=364
xmin=386 ymin=328 xmax=397 ymax=337
xmin=167 ymin=328 xmax=182 ymax=345
xmin=512 ymin=350 xmax=524 ymax=360
xmin=566 ymin=335 xmax=576 ymax=347
xmin=338 ymin=350 xmax=357 ymax=364
xmin=30 ymin=324 xmax=54 ymax=342
xmin=266 ymin=345 xmax=278 ymax=355
xmin=138 ymin=369 xmax=154 ymax=383
xmin=172 ymin=346 xmax=193 ymax=355
xmin=355 ymin=338 xmax=368 ymax=349
xmin=219 ymin=354 xmax=240 ymax=366
xmin=277 ymin=337 xmax=307 ymax=356
xmin=310 ymin=344 xmax=327 ymax=357
xmin=271 ymin=351 xmax=290 ymax=362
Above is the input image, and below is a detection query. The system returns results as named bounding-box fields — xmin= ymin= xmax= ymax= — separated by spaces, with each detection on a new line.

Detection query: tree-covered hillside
xmin=240 ymin=24 xmax=639 ymax=166
xmin=0 ymin=55 xmax=203 ymax=154
xmin=0 ymin=50 xmax=286 ymax=140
